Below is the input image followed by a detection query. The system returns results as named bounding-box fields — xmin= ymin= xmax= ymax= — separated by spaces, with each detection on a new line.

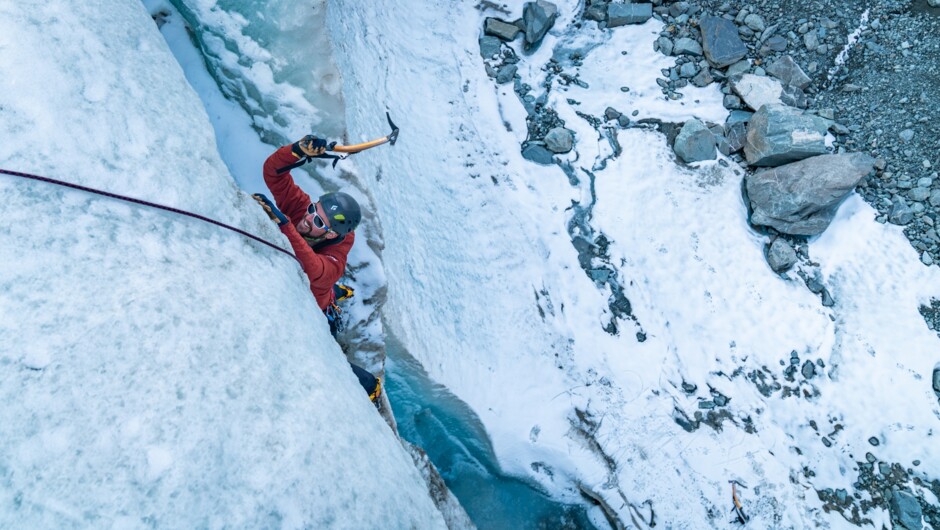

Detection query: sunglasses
xmin=307 ymin=203 xmax=332 ymax=232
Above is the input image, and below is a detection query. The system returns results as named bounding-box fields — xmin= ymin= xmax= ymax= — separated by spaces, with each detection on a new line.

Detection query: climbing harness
xmin=729 ymin=480 xmax=749 ymax=524
xmin=278 ymin=111 xmax=400 ymax=172
xmin=325 ymin=284 xmax=354 ymax=336
xmin=0 ymin=167 xmax=298 ymax=263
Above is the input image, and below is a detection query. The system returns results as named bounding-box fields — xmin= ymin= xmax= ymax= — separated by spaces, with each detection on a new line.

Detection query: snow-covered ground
xmin=323 ymin=0 xmax=940 ymax=527
xmin=3 ymin=0 xmax=939 ymax=527
xmin=0 ymin=2 xmax=445 ymax=527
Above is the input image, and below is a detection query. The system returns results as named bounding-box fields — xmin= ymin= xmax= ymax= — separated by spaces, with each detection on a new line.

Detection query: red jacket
xmin=263 ymin=145 xmax=355 ymax=310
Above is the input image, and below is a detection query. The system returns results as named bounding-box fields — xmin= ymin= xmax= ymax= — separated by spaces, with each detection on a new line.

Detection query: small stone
xmin=604 ymin=107 xmax=622 ymax=121
xmin=836 ymin=489 xmax=848 ymax=503
xmin=726 ymin=59 xmax=751 ymax=78
xmin=679 ymin=62 xmax=699 ymax=78
xmin=889 ymin=201 xmax=914 ymax=225
xmin=910 ymin=187 xmax=930 ymax=202
xmin=618 ymin=115 xmax=631 ymax=127
xmin=744 ymin=14 xmax=765 ymax=32
xmin=766 ymin=55 xmax=812 ymax=89
xmin=691 ymin=68 xmax=714 ymax=87
xmin=762 ymin=36 xmax=788 ymax=53
xmin=496 ymin=64 xmax=517 ymax=84
xmin=801 ymin=360 xmax=816 ymax=379
xmin=656 ymin=37 xmax=674 ymax=57
xmin=868 ymin=436 xmax=880 ymax=446
xmin=900 ymin=129 xmax=915 ymax=143
xmin=866 ymin=452 xmax=877 ymax=463
xmin=767 ymin=238 xmax=798 ymax=272
xmin=723 ymin=94 xmax=743 ymax=109
xmin=821 ymin=437 xmax=832 ymax=447
xmin=673 ymin=37 xmax=703 ymax=56
xmin=922 ymin=252 xmax=934 ymax=266
xmin=699 ymin=15 xmax=748 ymax=67
xmin=698 ymin=400 xmax=716 ymax=409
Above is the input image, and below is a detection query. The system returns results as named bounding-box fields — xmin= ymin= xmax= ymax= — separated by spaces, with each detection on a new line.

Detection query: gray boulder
xmin=699 ymin=15 xmax=748 ymax=67
xmin=544 ymin=127 xmax=574 ymax=153
xmin=673 ymin=37 xmax=703 ymax=56
xmin=673 ymin=119 xmax=716 ymax=163
xmin=731 ymin=74 xmax=784 ymax=112
xmin=479 ymin=36 xmax=502 ymax=59
xmin=608 ymin=3 xmax=653 ymax=26
xmin=484 ymin=18 xmax=522 ymax=41
xmin=767 ymin=238 xmax=798 ymax=272
xmin=523 ymin=1 xmax=558 ymax=50
xmin=496 ymin=64 xmax=517 ymax=84
xmin=889 ymin=488 xmax=923 ymax=530
xmin=929 ymin=0 xmax=940 ymax=6
xmin=744 ymin=104 xmax=829 ymax=167
xmin=746 ymin=153 xmax=875 ymax=236
xmin=766 ymin=55 xmax=812 ymax=89
xmin=522 ymin=144 xmax=555 ymax=164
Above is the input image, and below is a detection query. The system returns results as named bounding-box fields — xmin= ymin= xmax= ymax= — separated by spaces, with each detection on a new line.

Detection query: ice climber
xmin=253 ymin=135 xmax=381 ymax=404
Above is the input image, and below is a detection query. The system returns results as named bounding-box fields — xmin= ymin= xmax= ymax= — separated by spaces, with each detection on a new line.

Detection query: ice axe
xmin=330 ymin=111 xmax=400 ymax=155
xmin=275 ymin=112 xmax=400 ymax=174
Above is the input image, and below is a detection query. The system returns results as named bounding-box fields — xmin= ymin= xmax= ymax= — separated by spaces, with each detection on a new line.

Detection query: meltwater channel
xmin=384 ymin=333 xmax=597 ymax=530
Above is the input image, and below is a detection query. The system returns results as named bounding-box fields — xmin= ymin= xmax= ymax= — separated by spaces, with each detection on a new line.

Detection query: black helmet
xmin=319 ymin=191 xmax=361 ymax=235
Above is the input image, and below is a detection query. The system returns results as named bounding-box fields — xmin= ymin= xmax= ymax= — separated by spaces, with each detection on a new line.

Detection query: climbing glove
xmin=252 ymin=193 xmax=289 ymax=227
xmin=292 ymin=135 xmax=328 ymax=158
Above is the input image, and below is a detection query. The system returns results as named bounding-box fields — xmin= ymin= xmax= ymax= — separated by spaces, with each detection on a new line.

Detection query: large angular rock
xmin=746 ymin=153 xmax=875 ymax=236
xmin=484 ymin=18 xmax=522 ymax=41
xmin=479 ymin=36 xmax=502 ymax=59
xmin=744 ymin=104 xmax=829 ymax=167
xmin=766 ymin=55 xmax=812 ymax=89
xmin=608 ymin=3 xmax=653 ymax=26
xmin=523 ymin=1 xmax=558 ymax=50
xmin=673 ymin=119 xmax=716 ymax=163
xmin=699 ymin=15 xmax=748 ymax=67
xmin=731 ymin=74 xmax=784 ymax=112
xmin=522 ymin=144 xmax=555 ymax=164
xmin=544 ymin=127 xmax=574 ymax=153
xmin=889 ymin=488 xmax=923 ymax=530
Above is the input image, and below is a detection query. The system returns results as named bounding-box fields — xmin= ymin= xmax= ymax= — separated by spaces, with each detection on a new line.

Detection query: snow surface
xmin=323 ymin=0 xmax=940 ymax=527
xmin=0 ymin=1 xmax=445 ymax=527
xmin=4 ymin=0 xmax=939 ymax=527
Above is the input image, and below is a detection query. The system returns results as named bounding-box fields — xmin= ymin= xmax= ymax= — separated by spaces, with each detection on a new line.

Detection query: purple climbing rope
xmin=0 ymin=167 xmax=298 ymax=263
